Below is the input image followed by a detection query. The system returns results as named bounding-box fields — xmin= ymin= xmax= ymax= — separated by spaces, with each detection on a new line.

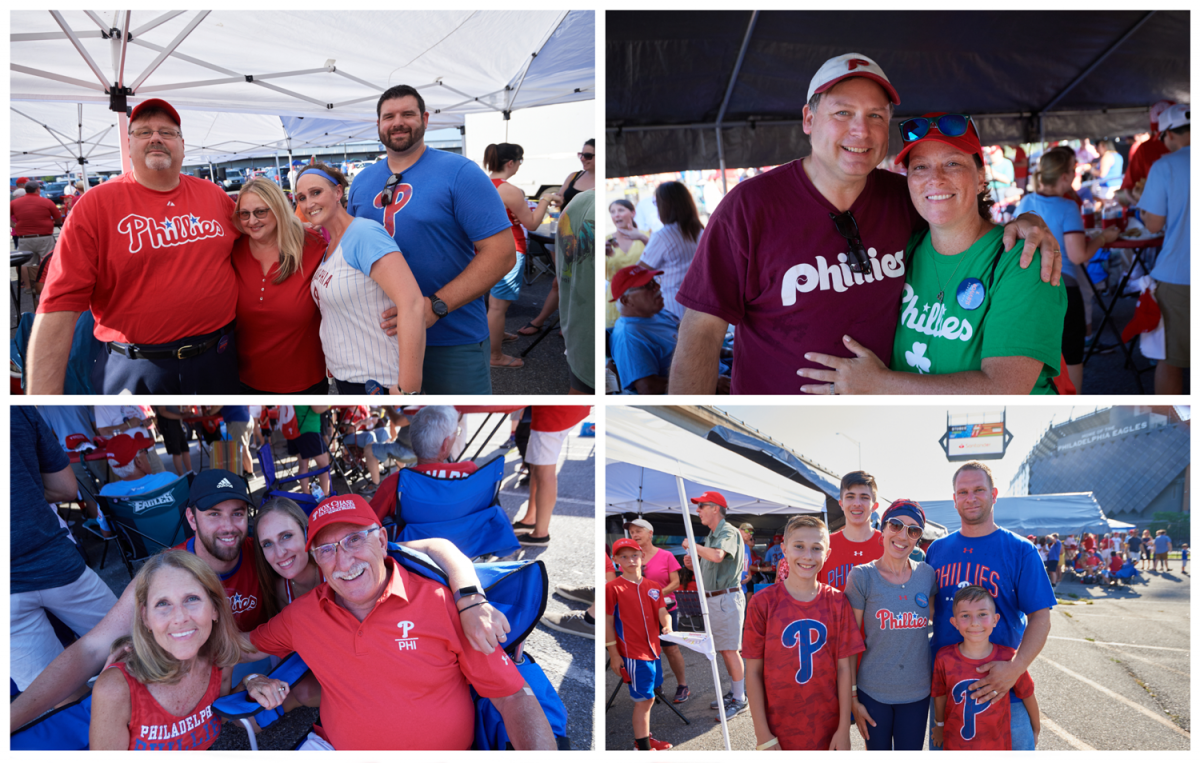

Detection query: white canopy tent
xmin=606 ymin=406 xmax=824 ymax=750
xmin=11 ymin=10 xmax=594 ymax=177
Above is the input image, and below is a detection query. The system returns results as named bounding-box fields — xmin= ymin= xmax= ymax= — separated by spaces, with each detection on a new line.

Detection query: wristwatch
xmin=454 ymin=585 xmax=484 ymax=603
xmin=430 ymin=293 xmax=449 ymax=319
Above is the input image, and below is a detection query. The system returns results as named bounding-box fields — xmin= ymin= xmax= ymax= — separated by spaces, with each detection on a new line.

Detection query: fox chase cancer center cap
xmin=189 ymin=469 xmax=251 ymax=509
xmin=306 ymin=494 xmax=379 ymax=551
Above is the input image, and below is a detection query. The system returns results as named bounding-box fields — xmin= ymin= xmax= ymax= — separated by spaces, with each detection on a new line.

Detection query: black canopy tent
xmin=606 ymin=10 xmax=1189 ymax=178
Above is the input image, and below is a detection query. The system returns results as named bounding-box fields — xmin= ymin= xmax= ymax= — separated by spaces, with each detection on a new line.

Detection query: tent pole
xmin=714 ymin=11 xmax=759 ymax=194
xmin=274 ymin=152 xmax=282 ymax=187
xmin=674 ymin=474 xmax=732 ymax=751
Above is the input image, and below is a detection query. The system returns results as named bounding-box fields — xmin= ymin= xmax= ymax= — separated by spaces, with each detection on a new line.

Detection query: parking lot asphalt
xmin=604 ymin=566 xmax=1189 ymax=751
xmin=74 ymin=407 xmax=597 ymax=750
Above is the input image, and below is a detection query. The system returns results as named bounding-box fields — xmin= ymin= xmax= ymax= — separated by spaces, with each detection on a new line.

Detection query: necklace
xmin=932 ymin=252 xmax=967 ymax=304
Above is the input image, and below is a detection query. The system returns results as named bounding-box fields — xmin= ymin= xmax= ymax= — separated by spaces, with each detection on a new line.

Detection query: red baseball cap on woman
xmin=894 ymin=112 xmax=986 ymax=168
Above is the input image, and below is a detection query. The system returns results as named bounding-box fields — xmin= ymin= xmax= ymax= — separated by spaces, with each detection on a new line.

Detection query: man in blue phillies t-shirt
xmin=1138 ymin=103 xmax=1190 ymax=395
xmin=346 ymin=84 xmax=515 ymax=395
xmin=925 ymin=460 xmax=1055 ymax=751
xmin=10 ymin=407 xmax=119 ymax=692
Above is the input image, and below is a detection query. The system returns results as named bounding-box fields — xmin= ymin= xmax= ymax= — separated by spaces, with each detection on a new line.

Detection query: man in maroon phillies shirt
xmin=669 ymin=52 xmax=1059 ymax=395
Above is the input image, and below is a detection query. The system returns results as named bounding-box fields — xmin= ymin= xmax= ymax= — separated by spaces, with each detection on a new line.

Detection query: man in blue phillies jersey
xmin=925 ymin=460 xmax=1055 ymax=751
xmin=346 ymin=85 xmax=515 ymax=394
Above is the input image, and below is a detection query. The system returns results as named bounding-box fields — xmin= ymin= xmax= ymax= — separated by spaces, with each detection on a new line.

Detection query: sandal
xmin=503 ymin=331 xmax=519 ymax=342
xmin=491 ymin=355 xmax=524 ymax=369
xmin=516 ymin=321 xmax=544 ymax=336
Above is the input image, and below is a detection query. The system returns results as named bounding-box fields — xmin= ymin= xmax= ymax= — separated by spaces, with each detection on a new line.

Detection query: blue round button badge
xmin=916 ymin=592 xmax=929 ymax=608
xmin=957 ymin=278 xmax=985 ymax=310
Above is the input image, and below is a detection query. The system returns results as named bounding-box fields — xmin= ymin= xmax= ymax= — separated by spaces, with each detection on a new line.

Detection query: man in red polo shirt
xmin=246 ymin=495 xmax=555 ymax=750
xmin=29 ymin=98 xmax=241 ymax=394
xmin=10 ymin=180 xmax=62 ymax=291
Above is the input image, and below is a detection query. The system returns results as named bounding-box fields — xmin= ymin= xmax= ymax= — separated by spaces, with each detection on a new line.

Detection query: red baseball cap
xmin=1149 ymin=99 xmax=1177 ymax=133
xmin=690 ymin=491 xmax=728 ymax=509
xmin=611 ymin=538 xmax=641 ymax=556
xmin=129 ymin=98 xmax=181 ymax=128
xmin=306 ymin=494 xmax=379 ymax=551
xmin=106 ymin=432 xmax=155 ymax=467
xmin=610 ymin=264 xmax=664 ymax=302
xmin=64 ymin=433 xmax=94 ymax=451
xmin=894 ymin=112 xmax=985 ymax=169
xmin=807 ymin=52 xmax=900 ymax=106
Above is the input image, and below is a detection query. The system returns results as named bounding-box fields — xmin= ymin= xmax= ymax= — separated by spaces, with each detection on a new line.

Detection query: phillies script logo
xmin=117 ymin=214 xmax=226 ymax=253
xmin=311 ymin=499 xmax=356 ymax=520
xmin=229 ymin=592 xmax=258 ymax=616
xmin=373 ymin=184 xmax=415 ymax=236
xmin=847 ymin=58 xmax=873 ymax=71
xmin=874 ymin=610 xmax=929 ymax=630
xmin=781 ymin=619 xmax=828 ymax=684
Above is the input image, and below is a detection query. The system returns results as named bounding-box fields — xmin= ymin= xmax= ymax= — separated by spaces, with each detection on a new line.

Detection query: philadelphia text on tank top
xmin=781 ymin=246 xmax=906 ymax=305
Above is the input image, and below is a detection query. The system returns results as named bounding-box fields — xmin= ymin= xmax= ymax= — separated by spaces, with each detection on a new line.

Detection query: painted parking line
xmin=1041 ymin=716 xmax=1096 ymax=750
xmin=1049 ymin=636 xmax=1189 ymax=653
xmin=500 ymin=492 xmax=595 ymax=506
xmin=1040 ymin=657 xmax=1190 ymax=740
xmin=1048 ymin=638 xmax=1188 ymax=678
xmin=1054 ymin=613 xmax=1176 ymax=622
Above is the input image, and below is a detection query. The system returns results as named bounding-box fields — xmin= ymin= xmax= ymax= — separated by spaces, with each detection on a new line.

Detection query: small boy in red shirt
xmin=606 ymin=538 xmax=673 ymax=751
xmin=932 ymin=586 xmax=1040 ymax=750
xmin=743 ymin=515 xmax=864 ymax=750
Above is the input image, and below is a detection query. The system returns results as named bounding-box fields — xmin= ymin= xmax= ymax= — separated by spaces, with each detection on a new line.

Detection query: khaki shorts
xmin=708 ymin=589 xmax=745 ymax=652
xmin=1156 ymin=281 xmax=1190 ymax=367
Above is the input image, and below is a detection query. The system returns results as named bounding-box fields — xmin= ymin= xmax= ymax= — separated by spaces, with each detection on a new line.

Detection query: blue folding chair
xmin=256 ymin=442 xmax=332 ymax=515
xmin=391 ymin=456 xmax=521 ymax=560
xmin=99 ymin=474 xmax=192 ymax=577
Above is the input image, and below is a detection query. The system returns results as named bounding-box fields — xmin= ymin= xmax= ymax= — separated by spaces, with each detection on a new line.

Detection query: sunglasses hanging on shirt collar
xmin=829 ymin=209 xmax=872 ymax=274
xmin=381 ymin=172 xmax=404 ymax=205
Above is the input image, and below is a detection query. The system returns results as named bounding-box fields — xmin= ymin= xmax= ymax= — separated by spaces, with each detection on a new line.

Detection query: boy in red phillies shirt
xmin=606 ymin=539 xmax=673 ymax=751
xmin=932 ymin=586 xmax=1039 ymax=750
xmin=744 ymin=515 xmax=864 ymax=750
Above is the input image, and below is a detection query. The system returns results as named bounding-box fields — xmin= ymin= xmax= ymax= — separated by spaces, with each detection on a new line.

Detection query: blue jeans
xmin=928 ymin=696 xmax=1036 ymax=750
xmin=857 ymin=688 xmax=929 ymax=750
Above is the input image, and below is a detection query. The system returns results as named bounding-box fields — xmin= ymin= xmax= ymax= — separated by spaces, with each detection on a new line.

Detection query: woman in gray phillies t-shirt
xmin=844 ymin=500 xmax=938 ymax=750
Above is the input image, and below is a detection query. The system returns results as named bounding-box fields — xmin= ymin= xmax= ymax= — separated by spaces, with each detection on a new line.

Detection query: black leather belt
xmin=107 ymin=321 xmax=235 ymax=361
xmin=704 ymin=586 xmax=740 ymax=598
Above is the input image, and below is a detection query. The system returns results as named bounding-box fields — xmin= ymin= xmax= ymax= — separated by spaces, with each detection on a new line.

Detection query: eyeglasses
xmin=130 ymin=128 xmax=181 ymax=140
xmin=884 ymin=518 xmax=924 ymax=540
xmin=579 ymin=152 xmax=595 ymax=160
xmin=311 ymin=526 xmax=380 ymax=564
xmin=380 ymin=172 xmax=404 ymax=205
xmin=899 ymin=114 xmax=972 ymax=145
xmin=625 ymin=279 xmax=660 ymax=295
xmin=828 ymin=210 xmax=871 ymax=273
xmin=237 ymin=207 xmax=271 ymax=221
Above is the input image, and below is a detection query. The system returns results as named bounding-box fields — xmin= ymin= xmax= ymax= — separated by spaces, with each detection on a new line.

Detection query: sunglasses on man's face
xmin=899 ymin=114 xmax=972 ymax=145
xmin=884 ymin=518 xmax=924 ymax=540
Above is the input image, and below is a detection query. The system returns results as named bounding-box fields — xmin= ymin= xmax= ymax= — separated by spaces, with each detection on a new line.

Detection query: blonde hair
xmin=120 ymin=550 xmax=250 ymax=685
xmin=1033 ymin=148 xmax=1074 ymax=192
xmin=783 ymin=514 xmax=829 ymax=545
xmin=234 ymin=178 xmax=309 ymax=284
xmin=251 ymin=497 xmax=310 ymax=619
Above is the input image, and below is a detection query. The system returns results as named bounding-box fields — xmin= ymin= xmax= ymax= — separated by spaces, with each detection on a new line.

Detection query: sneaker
xmin=710 ymin=691 xmax=733 ymax=710
xmin=501 ymin=435 xmax=517 ymax=450
xmin=555 ymin=585 xmax=594 ymax=604
xmin=632 ymin=736 xmax=673 ymax=750
xmin=541 ymin=611 xmax=593 ymax=639
xmin=716 ymin=694 xmax=748 ymax=721
xmin=673 ymin=685 xmax=690 ymax=704
xmin=520 ymin=534 xmax=550 ymax=546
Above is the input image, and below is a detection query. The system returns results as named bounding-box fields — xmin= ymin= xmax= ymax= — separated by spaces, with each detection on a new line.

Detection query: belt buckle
xmin=175 ymin=344 xmax=196 ymax=360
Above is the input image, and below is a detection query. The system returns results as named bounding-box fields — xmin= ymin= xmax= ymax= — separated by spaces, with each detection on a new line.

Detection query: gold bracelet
xmin=756 ymin=738 xmax=779 ymax=750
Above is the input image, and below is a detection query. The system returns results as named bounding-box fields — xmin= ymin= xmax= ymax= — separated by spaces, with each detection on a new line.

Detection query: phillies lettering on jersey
xmin=951 ymin=678 xmax=990 ymax=741
xmin=134 ymin=705 xmax=218 ymax=750
xmin=875 ymin=610 xmax=929 ymax=630
xmin=781 ymin=619 xmax=828 ymax=684
xmin=781 ymin=247 xmax=906 ymax=303
xmin=117 ymin=213 xmax=226 ymax=253
xmin=229 ymin=591 xmax=258 ymax=616
xmin=824 ymin=564 xmax=851 ymax=589
xmin=373 ymin=184 xmax=415 ymax=236
xmin=935 ymin=562 xmax=1002 ymax=598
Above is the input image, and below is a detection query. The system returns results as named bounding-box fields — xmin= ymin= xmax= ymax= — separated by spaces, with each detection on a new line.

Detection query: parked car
xmin=223 ymin=169 xmax=246 ymax=192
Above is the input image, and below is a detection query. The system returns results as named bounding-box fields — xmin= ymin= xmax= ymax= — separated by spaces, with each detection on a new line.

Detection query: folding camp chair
xmin=213 ymin=544 xmax=570 ymax=750
xmin=99 ymin=474 xmax=192 ymax=577
xmin=256 ymin=442 xmax=332 ymax=516
xmin=391 ymin=455 xmax=521 ymax=559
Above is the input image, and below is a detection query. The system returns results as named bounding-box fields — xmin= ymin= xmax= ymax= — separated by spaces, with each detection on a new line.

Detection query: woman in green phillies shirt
xmin=799 ymin=113 xmax=1064 ymax=394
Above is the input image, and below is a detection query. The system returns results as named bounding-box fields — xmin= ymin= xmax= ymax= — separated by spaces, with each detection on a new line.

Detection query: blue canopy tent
xmin=916 ymin=492 xmax=1123 ymax=537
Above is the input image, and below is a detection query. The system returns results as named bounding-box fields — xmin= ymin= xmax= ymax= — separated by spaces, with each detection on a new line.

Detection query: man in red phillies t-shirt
xmin=29 ymin=98 xmax=241 ymax=395
xmin=669 ymin=52 xmax=1059 ymax=395
xmin=777 ymin=470 xmax=884 ymax=588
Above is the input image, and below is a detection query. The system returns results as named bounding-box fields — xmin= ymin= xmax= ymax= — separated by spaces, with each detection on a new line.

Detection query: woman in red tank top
xmin=89 ymin=550 xmax=289 ymax=750
xmin=483 ymin=142 xmax=559 ymax=370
